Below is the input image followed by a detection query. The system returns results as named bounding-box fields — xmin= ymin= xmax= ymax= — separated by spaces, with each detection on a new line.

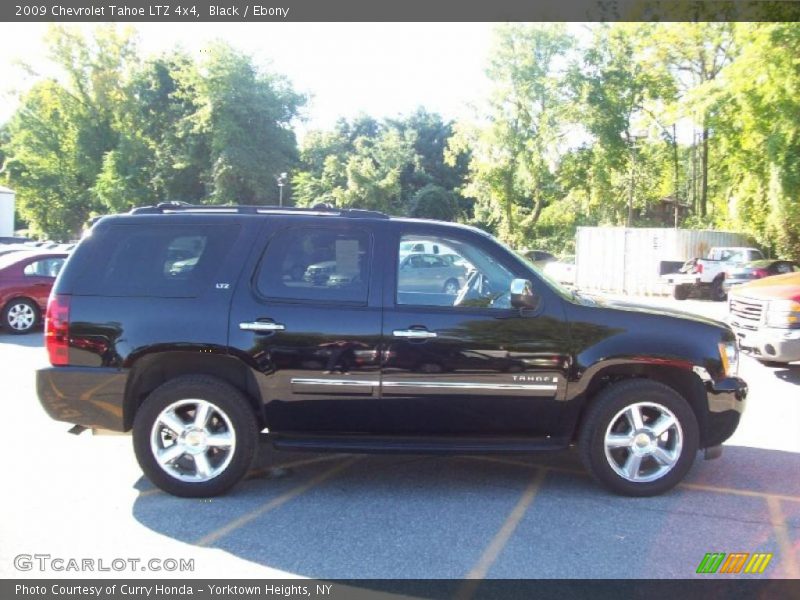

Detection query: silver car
xmin=398 ymin=253 xmax=468 ymax=295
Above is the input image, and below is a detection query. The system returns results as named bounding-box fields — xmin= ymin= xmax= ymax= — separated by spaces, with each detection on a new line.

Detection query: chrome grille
xmin=729 ymin=296 xmax=765 ymax=327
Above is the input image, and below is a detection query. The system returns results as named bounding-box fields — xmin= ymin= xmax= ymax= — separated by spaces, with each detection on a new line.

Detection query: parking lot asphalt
xmin=1 ymin=294 xmax=798 ymax=583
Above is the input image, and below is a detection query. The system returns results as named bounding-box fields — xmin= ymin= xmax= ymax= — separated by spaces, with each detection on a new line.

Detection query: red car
xmin=0 ymin=251 xmax=69 ymax=334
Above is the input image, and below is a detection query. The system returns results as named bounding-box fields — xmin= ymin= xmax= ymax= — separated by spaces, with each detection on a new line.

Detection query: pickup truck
xmin=664 ymin=247 xmax=764 ymax=301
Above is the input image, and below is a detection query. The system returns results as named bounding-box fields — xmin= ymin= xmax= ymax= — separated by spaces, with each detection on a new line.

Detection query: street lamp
xmin=276 ymin=172 xmax=288 ymax=207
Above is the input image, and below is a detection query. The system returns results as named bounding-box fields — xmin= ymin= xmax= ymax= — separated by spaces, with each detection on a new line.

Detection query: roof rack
xmin=129 ymin=202 xmax=389 ymax=219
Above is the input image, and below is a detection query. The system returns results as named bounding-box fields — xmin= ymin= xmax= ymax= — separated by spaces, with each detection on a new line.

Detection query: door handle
xmin=239 ymin=321 xmax=285 ymax=332
xmin=393 ymin=328 xmax=437 ymax=339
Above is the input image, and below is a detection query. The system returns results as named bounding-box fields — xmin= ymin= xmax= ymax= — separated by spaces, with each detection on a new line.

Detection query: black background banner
xmin=2 ymin=0 xmax=800 ymax=22
xmin=4 ymin=579 xmax=800 ymax=600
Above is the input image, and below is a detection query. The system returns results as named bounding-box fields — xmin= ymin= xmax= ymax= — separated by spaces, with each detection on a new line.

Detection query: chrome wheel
xmin=603 ymin=402 xmax=683 ymax=483
xmin=443 ymin=279 xmax=460 ymax=295
xmin=6 ymin=302 xmax=36 ymax=332
xmin=150 ymin=399 xmax=236 ymax=483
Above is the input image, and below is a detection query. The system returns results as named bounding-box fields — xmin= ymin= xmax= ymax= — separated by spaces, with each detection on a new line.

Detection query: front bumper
xmin=37 ymin=367 xmax=128 ymax=431
xmin=703 ymin=376 xmax=748 ymax=448
xmin=731 ymin=325 xmax=800 ymax=363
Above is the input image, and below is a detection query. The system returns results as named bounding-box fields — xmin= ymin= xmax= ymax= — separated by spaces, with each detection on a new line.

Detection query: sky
xmin=0 ymin=22 xmax=497 ymax=135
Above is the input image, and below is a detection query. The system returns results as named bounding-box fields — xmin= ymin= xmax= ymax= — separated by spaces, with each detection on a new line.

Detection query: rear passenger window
xmin=73 ymin=224 xmax=240 ymax=297
xmin=23 ymin=258 xmax=65 ymax=278
xmin=256 ymin=227 xmax=370 ymax=304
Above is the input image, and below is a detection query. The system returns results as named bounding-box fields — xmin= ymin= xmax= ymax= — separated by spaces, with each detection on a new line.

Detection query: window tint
xmin=396 ymin=234 xmax=512 ymax=309
xmin=256 ymin=228 xmax=370 ymax=304
xmin=23 ymin=258 xmax=65 ymax=278
xmin=73 ymin=224 xmax=240 ymax=297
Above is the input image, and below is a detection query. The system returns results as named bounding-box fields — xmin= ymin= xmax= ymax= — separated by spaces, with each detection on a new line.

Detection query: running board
xmin=265 ymin=433 xmax=568 ymax=454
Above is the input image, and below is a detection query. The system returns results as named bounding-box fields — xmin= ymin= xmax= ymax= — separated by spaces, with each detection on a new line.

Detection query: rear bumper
xmin=37 ymin=367 xmax=128 ymax=432
xmin=703 ymin=376 xmax=747 ymax=448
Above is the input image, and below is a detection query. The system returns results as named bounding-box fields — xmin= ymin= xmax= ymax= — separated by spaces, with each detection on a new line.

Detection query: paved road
xmin=1 ymin=295 xmax=798 ymax=583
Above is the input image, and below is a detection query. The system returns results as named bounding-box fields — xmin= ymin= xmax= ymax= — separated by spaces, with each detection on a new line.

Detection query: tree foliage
xmin=1 ymin=26 xmax=303 ymax=239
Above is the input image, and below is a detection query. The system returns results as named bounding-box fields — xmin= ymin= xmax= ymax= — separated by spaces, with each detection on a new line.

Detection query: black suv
xmin=37 ymin=204 xmax=747 ymax=497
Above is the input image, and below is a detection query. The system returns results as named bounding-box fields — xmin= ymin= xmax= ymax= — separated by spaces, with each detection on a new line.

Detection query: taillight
xmin=694 ymin=263 xmax=703 ymax=274
xmin=45 ymin=294 xmax=70 ymax=366
xmin=753 ymin=268 xmax=769 ymax=278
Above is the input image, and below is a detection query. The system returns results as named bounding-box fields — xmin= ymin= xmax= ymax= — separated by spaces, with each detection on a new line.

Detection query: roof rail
xmin=129 ymin=202 xmax=389 ymax=219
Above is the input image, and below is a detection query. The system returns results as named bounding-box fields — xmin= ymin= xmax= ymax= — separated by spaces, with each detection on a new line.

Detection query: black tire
xmin=673 ymin=285 xmax=690 ymax=300
xmin=443 ymin=278 xmax=460 ymax=295
xmin=2 ymin=298 xmax=39 ymax=334
xmin=133 ymin=375 xmax=259 ymax=497
xmin=578 ymin=379 xmax=699 ymax=497
xmin=710 ymin=277 xmax=727 ymax=302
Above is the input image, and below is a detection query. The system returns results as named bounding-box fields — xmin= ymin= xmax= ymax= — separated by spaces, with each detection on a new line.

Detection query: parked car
xmin=728 ymin=271 xmax=800 ymax=365
xmin=542 ymin=255 xmax=576 ymax=286
xmin=1 ymin=251 xmax=69 ymax=334
xmin=0 ymin=236 xmax=32 ymax=245
xmin=723 ymin=259 xmax=798 ymax=293
xmin=520 ymin=249 xmax=556 ymax=268
xmin=398 ymin=252 xmax=468 ymax=295
xmin=37 ymin=203 xmax=746 ymax=498
xmin=664 ymin=246 xmax=764 ymax=301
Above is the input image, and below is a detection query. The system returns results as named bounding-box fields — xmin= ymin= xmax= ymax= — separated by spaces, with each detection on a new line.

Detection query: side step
xmin=265 ymin=433 xmax=568 ymax=454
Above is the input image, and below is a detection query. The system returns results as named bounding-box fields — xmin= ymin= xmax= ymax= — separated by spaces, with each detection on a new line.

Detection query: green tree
xmin=448 ymin=24 xmax=574 ymax=246
xmin=196 ymin=43 xmax=305 ymax=205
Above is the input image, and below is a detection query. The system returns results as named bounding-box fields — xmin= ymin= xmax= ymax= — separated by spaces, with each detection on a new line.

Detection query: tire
xmin=443 ymin=278 xmax=460 ymax=295
xmin=710 ymin=277 xmax=727 ymax=302
xmin=133 ymin=375 xmax=259 ymax=498
xmin=673 ymin=285 xmax=690 ymax=301
xmin=2 ymin=298 xmax=39 ymax=334
xmin=578 ymin=379 xmax=699 ymax=497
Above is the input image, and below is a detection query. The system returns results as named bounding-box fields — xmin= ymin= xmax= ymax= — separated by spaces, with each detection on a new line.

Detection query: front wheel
xmin=579 ymin=379 xmax=699 ymax=496
xmin=710 ymin=277 xmax=727 ymax=302
xmin=133 ymin=375 xmax=259 ymax=497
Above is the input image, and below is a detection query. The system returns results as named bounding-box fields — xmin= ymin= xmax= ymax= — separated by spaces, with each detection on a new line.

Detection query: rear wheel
xmin=133 ymin=375 xmax=259 ymax=497
xmin=2 ymin=298 xmax=38 ymax=334
xmin=673 ymin=285 xmax=690 ymax=300
xmin=579 ymin=379 xmax=699 ymax=496
xmin=443 ymin=278 xmax=460 ymax=295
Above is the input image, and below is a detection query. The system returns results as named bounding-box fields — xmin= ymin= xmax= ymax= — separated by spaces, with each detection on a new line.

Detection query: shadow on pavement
xmin=0 ymin=330 xmax=44 ymax=348
xmin=774 ymin=366 xmax=800 ymax=385
xmin=131 ymin=443 xmax=800 ymax=579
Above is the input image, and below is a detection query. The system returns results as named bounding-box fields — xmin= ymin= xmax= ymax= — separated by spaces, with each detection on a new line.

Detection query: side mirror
xmin=510 ymin=278 xmax=538 ymax=309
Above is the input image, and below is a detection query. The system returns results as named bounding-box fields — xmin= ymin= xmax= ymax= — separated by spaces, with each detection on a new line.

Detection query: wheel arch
xmin=573 ymin=362 xmax=710 ymax=447
xmin=123 ymin=351 xmax=265 ymax=431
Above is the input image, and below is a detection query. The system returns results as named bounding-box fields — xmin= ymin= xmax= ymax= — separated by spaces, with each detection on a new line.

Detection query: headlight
xmin=718 ymin=341 xmax=739 ymax=377
xmin=765 ymin=300 xmax=800 ymax=329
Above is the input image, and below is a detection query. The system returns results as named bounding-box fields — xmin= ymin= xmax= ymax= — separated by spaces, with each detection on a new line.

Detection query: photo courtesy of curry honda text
xmin=37 ymin=204 xmax=747 ymax=498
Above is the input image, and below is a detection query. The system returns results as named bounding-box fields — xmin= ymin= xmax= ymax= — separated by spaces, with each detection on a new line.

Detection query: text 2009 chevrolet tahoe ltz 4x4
xmin=37 ymin=204 xmax=747 ymax=497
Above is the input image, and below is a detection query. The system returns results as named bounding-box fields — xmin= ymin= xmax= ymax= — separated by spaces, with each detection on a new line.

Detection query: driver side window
xmin=396 ymin=234 xmax=513 ymax=309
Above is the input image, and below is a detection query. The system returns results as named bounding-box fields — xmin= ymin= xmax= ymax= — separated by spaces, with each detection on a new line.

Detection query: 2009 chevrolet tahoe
xmin=37 ymin=203 xmax=747 ymax=497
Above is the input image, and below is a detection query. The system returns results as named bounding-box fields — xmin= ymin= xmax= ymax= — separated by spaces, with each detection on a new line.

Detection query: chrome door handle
xmin=239 ymin=321 xmax=285 ymax=332
xmin=393 ymin=329 xmax=437 ymax=339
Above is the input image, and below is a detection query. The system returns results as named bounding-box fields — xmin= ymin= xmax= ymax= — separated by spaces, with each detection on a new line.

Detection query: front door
xmin=380 ymin=228 xmax=571 ymax=436
xmin=229 ymin=223 xmax=384 ymax=434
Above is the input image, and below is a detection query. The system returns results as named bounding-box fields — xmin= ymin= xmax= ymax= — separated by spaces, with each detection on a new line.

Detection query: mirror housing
xmin=510 ymin=278 xmax=538 ymax=309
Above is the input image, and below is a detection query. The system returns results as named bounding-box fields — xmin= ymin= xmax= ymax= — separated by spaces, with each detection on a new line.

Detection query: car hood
xmin=730 ymin=272 xmax=800 ymax=301
xmin=584 ymin=294 xmax=728 ymax=329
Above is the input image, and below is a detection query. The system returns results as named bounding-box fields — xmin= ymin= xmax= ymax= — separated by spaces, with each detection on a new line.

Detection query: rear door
xmin=229 ymin=219 xmax=386 ymax=434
